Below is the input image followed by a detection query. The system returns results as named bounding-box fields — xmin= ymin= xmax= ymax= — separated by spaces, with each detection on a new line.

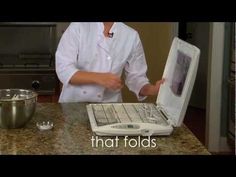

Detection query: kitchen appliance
xmin=0 ymin=89 xmax=37 ymax=128
xmin=0 ymin=23 xmax=58 ymax=95
xmin=86 ymin=37 xmax=200 ymax=136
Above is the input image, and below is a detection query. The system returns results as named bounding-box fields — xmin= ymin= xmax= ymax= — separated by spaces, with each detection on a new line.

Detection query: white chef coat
xmin=56 ymin=22 xmax=150 ymax=103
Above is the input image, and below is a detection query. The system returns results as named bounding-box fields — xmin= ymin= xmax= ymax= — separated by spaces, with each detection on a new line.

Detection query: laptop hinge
xmin=156 ymin=104 xmax=175 ymax=126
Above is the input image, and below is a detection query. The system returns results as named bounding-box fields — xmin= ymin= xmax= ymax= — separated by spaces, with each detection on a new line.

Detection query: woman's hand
xmin=96 ymin=73 xmax=123 ymax=91
xmin=139 ymin=78 xmax=165 ymax=96
xmin=154 ymin=79 xmax=165 ymax=94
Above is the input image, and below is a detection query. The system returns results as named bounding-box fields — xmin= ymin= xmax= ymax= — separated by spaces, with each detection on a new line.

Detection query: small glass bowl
xmin=36 ymin=121 xmax=54 ymax=131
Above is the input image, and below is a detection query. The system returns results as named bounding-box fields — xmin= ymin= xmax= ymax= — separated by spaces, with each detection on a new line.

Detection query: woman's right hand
xmin=96 ymin=73 xmax=123 ymax=91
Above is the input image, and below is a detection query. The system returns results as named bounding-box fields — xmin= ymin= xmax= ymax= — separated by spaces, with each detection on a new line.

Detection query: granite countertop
xmin=0 ymin=103 xmax=210 ymax=155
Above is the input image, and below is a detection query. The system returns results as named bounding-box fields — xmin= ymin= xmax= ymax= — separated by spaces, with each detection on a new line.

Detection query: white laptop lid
xmin=156 ymin=37 xmax=200 ymax=127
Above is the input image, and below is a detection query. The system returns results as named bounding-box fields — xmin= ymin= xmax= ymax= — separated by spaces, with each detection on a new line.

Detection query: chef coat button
xmin=97 ymin=94 xmax=102 ymax=98
xmin=83 ymin=91 xmax=87 ymax=94
xmin=107 ymin=56 xmax=111 ymax=60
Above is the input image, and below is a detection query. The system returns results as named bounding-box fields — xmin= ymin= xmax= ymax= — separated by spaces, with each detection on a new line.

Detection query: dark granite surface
xmin=0 ymin=103 xmax=210 ymax=155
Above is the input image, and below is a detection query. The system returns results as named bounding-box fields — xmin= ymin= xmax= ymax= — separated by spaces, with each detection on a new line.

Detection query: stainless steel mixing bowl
xmin=0 ymin=89 xmax=38 ymax=129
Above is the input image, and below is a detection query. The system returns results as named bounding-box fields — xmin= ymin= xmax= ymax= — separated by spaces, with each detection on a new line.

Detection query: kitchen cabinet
xmin=37 ymin=95 xmax=59 ymax=103
xmin=37 ymin=81 xmax=60 ymax=103
xmin=0 ymin=103 xmax=210 ymax=155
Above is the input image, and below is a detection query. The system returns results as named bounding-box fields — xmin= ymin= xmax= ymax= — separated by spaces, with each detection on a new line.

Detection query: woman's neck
xmin=103 ymin=22 xmax=114 ymax=37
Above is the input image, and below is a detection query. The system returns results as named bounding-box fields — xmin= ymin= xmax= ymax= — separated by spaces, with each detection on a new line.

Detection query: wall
xmin=206 ymin=22 xmax=234 ymax=152
xmin=56 ymin=22 xmax=70 ymax=43
xmin=123 ymin=22 xmax=174 ymax=103
xmin=206 ymin=22 xmax=226 ymax=152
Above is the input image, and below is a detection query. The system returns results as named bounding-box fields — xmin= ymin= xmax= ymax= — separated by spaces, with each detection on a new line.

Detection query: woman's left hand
xmin=139 ymin=78 xmax=165 ymax=96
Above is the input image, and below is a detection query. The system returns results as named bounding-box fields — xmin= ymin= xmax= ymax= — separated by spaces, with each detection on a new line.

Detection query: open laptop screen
xmin=171 ymin=50 xmax=191 ymax=96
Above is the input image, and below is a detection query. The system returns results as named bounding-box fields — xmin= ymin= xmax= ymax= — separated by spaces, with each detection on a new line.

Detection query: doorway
xmin=179 ymin=22 xmax=210 ymax=145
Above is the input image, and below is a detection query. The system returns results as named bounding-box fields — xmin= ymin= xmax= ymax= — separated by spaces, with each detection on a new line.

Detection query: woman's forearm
xmin=69 ymin=71 xmax=123 ymax=90
xmin=69 ymin=71 xmax=101 ymax=85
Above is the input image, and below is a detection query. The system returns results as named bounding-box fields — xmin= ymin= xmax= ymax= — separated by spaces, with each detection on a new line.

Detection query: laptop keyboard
xmin=91 ymin=103 xmax=168 ymax=126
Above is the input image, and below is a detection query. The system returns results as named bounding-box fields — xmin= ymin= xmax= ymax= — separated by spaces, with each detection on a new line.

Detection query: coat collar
xmin=97 ymin=22 xmax=117 ymax=38
xmin=97 ymin=22 xmax=118 ymax=54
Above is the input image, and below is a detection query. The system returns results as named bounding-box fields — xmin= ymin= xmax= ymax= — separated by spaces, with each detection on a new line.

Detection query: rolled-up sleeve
xmin=55 ymin=23 xmax=80 ymax=86
xmin=124 ymin=33 xmax=150 ymax=101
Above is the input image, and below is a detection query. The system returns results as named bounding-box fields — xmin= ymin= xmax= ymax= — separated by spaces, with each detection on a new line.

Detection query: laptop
xmin=86 ymin=37 xmax=200 ymax=136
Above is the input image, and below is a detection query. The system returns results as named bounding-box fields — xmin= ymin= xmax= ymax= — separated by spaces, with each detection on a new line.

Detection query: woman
xmin=56 ymin=22 xmax=164 ymax=103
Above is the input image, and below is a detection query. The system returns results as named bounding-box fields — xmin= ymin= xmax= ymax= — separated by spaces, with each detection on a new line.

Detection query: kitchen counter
xmin=0 ymin=103 xmax=210 ymax=155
